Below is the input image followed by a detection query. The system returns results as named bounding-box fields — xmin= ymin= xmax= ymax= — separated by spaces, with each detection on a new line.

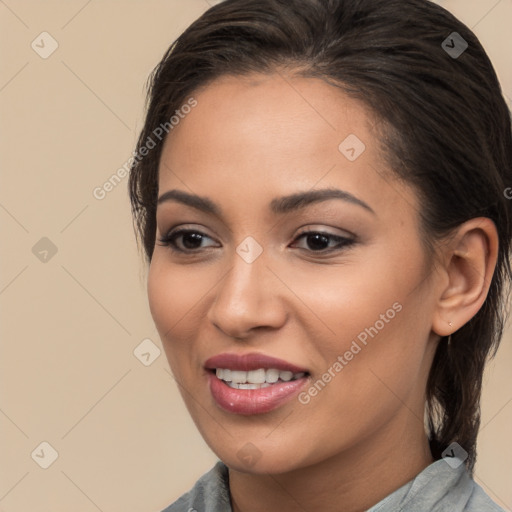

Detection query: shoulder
xmin=160 ymin=461 xmax=232 ymax=512
xmin=406 ymin=458 xmax=507 ymax=512
xmin=463 ymin=480 xmax=507 ymax=512
xmin=369 ymin=457 xmax=508 ymax=512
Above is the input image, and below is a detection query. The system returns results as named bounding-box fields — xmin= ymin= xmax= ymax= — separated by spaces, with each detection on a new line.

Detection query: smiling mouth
xmin=210 ymin=368 xmax=308 ymax=389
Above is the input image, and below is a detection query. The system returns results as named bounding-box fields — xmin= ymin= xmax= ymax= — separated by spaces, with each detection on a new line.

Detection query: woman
xmin=129 ymin=0 xmax=511 ymax=510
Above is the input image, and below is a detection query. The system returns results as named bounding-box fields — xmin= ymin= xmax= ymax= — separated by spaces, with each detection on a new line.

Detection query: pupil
xmin=307 ymin=233 xmax=329 ymax=250
xmin=183 ymin=233 xmax=203 ymax=249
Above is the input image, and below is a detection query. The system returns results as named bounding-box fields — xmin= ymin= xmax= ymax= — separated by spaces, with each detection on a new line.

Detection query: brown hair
xmin=129 ymin=0 xmax=512 ymax=473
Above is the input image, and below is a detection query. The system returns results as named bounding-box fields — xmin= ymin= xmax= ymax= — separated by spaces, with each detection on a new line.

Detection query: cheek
xmin=147 ymin=255 xmax=207 ymax=331
xmin=291 ymin=249 xmax=430 ymax=407
xmin=297 ymin=304 xmax=427 ymax=458
xmin=326 ymin=296 xmax=429 ymax=413
xmin=146 ymin=256 xmax=204 ymax=367
xmin=147 ymin=258 xmax=172 ymax=331
xmin=272 ymin=251 xmax=409 ymax=350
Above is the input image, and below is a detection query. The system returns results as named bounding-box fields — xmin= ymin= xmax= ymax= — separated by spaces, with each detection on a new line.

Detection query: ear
xmin=431 ymin=217 xmax=499 ymax=337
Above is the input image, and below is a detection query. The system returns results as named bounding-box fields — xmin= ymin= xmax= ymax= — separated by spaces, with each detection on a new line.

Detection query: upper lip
xmin=204 ymin=352 xmax=309 ymax=373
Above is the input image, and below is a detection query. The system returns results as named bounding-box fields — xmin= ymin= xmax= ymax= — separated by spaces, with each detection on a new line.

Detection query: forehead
xmin=162 ymin=71 xmax=376 ymax=153
xmin=157 ymin=72 xmax=417 ymax=220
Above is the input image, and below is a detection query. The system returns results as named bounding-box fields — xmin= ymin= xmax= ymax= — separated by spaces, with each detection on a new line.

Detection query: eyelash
xmin=157 ymin=228 xmax=356 ymax=255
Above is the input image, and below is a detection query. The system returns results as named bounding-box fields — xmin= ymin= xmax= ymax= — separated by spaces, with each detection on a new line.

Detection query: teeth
xmin=230 ymin=370 xmax=247 ymax=384
xmin=280 ymin=370 xmax=293 ymax=381
xmin=247 ymin=369 xmax=266 ymax=384
xmin=266 ymin=369 xmax=280 ymax=383
xmin=215 ymin=368 xmax=306 ymax=386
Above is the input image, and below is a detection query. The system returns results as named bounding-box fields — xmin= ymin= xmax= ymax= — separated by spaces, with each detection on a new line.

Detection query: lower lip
xmin=207 ymin=371 xmax=309 ymax=415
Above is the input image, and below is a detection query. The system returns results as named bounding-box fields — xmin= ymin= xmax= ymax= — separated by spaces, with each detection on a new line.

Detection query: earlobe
xmin=431 ymin=217 xmax=498 ymax=337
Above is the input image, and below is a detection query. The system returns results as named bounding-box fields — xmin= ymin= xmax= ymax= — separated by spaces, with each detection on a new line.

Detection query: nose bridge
xmin=207 ymin=241 xmax=285 ymax=337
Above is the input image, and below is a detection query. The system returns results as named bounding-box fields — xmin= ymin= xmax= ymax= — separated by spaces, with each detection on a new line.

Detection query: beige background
xmin=0 ymin=1 xmax=511 ymax=511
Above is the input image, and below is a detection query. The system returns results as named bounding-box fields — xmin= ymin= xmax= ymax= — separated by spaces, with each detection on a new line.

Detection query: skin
xmin=147 ymin=71 xmax=498 ymax=512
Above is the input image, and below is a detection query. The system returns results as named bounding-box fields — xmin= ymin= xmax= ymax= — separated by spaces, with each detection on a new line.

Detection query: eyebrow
xmin=157 ymin=188 xmax=376 ymax=216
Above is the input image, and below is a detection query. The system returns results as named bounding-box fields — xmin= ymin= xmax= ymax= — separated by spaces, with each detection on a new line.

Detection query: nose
xmin=206 ymin=250 xmax=287 ymax=340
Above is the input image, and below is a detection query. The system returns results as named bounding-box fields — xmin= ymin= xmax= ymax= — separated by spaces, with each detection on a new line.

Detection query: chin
xmin=210 ymin=441 xmax=311 ymax=475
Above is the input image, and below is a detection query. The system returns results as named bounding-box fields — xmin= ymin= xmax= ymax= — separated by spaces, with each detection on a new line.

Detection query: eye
xmin=157 ymin=227 xmax=356 ymax=255
xmin=157 ymin=228 xmax=218 ymax=253
xmin=291 ymin=230 xmax=356 ymax=253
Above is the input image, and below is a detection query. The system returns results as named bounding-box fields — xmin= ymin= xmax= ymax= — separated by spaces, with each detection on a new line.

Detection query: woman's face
xmin=148 ymin=72 xmax=441 ymax=473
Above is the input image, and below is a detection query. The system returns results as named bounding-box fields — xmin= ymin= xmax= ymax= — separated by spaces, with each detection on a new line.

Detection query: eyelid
xmin=295 ymin=224 xmax=355 ymax=239
xmin=159 ymin=222 xmax=354 ymax=240
xmin=291 ymin=229 xmax=355 ymax=253
xmin=157 ymin=224 xmax=357 ymax=255
xmin=157 ymin=226 xmax=219 ymax=251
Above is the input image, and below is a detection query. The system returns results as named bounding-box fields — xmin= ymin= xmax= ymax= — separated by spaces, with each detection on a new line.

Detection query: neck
xmin=228 ymin=415 xmax=434 ymax=512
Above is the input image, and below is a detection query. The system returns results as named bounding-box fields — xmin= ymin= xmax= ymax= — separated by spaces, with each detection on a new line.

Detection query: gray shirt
xmin=161 ymin=457 xmax=506 ymax=511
